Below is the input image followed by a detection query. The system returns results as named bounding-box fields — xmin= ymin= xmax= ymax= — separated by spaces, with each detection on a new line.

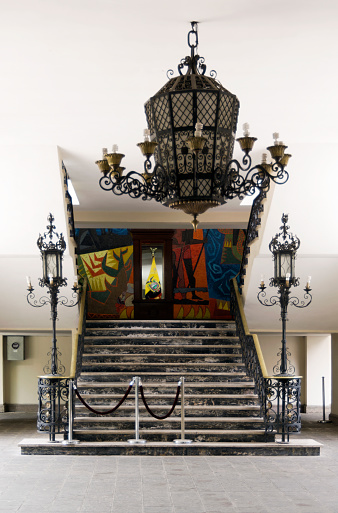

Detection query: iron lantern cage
xmin=268 ymin=214 xmax=300 ymax=287
xmin=41 ymin=249 xmax=63 ymax=283
xmin=37 ymin=214 xmax=67 ymax=287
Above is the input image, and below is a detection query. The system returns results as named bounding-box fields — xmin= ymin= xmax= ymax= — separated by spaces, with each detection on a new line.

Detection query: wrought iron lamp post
xmin=257 ymin=214 xmax=312 ymax=442
xmin=95 ymin=22 xmax=291 ymax=230
xmin=26 ymin=213 xmax=79 ymax=441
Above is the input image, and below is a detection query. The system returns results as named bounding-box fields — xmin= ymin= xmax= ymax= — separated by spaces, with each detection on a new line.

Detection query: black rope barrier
xmin=74 ymin=381 xmax=134 ymax=416
xmin=140 ymin=382 xmax=181 ymax=420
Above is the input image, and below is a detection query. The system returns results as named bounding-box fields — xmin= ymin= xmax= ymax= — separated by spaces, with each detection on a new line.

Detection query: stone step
xmin=85 ymin=320 xmax=236 ymax=330
xmin=78 ymin=372 xmax=251 ymax=383
xmin=73 ymin=428 xmax=273 ymax=443
xmin=76 ymin=381 xmax=256 ymax=394
xmin=75 ymin=393 xmax=259 ymax=406
xmin=83 ymin=344 xmax=242 ymax=354
xmin=73 ymin=416 xmax=265 ymax=430
xmin=82 ymin=353 xmax=243 ymax=363
xmin=74 ymin=404 xmax=261 ymax=418
xmin=80 ymin=362 xmax=246 ymax=373
xmin=19 ymin=439 xmax=321 ymax=456
xmin=84 ymin=336 xmax=240 ymax=346
xmin=85 ymin=329 xmax=237 ymax=338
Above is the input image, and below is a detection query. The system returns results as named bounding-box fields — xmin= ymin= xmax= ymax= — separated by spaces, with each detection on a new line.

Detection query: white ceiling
xmin=3 ymin=0 xmax=337 ymax=220
xmin=1 ymin=0 xmax=338 ymax=332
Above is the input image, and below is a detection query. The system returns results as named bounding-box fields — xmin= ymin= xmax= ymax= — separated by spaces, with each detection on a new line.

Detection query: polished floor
xmin=0 ymin=412 xmax=337 ymax=513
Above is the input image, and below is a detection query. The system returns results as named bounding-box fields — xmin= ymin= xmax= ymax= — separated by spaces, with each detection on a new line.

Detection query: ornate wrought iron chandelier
xmin=96 ymin=22 xmax=291 ymax=229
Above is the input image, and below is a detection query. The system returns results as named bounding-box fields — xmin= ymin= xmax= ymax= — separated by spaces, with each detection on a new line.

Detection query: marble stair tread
xmin=83 ymin=345 xmax=241 ymax=353
xmin=81 ymin=362 xmax=245 ymax=368
xmin=73 ymin=428 xmax=266 ymax=435
xmin=84 ymin=338 xmax=239 ymax=345
xmin=78 ymin=372 xmax=250 ymax=382
xmin=76 ymin=393 xmax=257 ymax=399
xmin=75 ymin=403 xmax=260 ymax=416
xmin=74 ymin=416 xmax=263 ymax=423
xmin=76 ymin=381 xmax=255 ymax=388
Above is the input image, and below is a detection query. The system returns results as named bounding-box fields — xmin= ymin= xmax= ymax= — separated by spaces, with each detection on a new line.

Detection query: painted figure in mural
xmin=145 ymin=248 xmax=162 ymax=299
xmin=172 ymin=230 xmax=209 ymax=302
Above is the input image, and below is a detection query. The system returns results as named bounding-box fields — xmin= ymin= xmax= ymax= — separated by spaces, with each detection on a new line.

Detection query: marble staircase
xmin=73 ymin=320 xmax=272 ymax=445
xmin=19 ymin=319 xmax=321 ymax=455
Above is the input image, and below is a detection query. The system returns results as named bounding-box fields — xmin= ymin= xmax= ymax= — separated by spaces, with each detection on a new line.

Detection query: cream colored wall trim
xmin=70 ymin=279 xmax=88 ymax=379
xmin=73 ymin=209 xmax=250 ymax=228
xmin=241 ymin=182 xmax=276 ymax=304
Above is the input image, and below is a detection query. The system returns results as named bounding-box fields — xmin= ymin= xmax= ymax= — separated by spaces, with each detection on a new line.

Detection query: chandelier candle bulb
xmin=144 ymin=129 xmax=151 ymax=142
xmin=286 ymin=273 xmax=290 ymax=287
xmin=261 ymin=153 xmax=268 ymax=163
xmin=307 ymin=276 xmax=312 ymax=289
xmin=194 ymin=122 xmax=203 ymax=137
xmin=243 ymin=123 xmax=250 ymax=136
xmin=26 ymin=276 xmax=31 ymax=287
xmin=112 ymin=144 xmax=118 ymax=153
xmin=102 ymin=148 xmax=108 ymax=158
xmin=49 ymin=274 xmax=53 ymax=286
xmin=261 ymin=275 xmax=265 ymax=287
xmin=273 ymin=133 xmax=279 ymax=145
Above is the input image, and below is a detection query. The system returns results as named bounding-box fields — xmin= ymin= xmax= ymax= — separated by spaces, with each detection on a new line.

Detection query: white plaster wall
xmin=331 ymin=334 xmax=338 ymax=420
xmin=0 ymin=144 xmax=78 ymax=331
xmin=305 ymin=335 xmax=331 ymax=409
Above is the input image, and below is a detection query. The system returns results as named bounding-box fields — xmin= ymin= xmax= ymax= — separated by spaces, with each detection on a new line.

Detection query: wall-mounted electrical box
xmin=7 ymin=336 xmax=25 ymax=360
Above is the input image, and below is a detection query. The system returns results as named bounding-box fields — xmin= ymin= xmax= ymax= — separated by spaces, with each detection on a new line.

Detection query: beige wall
xmin=258 ymin=335 xmax=306 ymax=405
xmin=2 ymin=334 xmax=72 ymax=409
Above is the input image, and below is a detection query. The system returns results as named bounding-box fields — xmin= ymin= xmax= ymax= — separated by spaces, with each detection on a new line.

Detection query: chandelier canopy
xmin=96 ymin=22 xmax=291 ymax=229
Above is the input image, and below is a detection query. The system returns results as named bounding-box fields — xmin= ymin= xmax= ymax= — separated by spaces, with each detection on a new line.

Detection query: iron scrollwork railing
xmin=264 ymin=377 xmax=301 ymax=443
xmin=239 ymin=189 xmax=266 ymax=289
xmin=37 ymin=376 xmax=69 ymax=442
xmin=230 ymin=278 xmax=266 ymax=412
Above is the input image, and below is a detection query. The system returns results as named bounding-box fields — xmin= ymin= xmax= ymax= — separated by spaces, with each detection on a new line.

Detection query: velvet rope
xmin=140 ymin=383 xmax=181 ymax=420
xmin=74 ymin=383 xmax=133 ymax=416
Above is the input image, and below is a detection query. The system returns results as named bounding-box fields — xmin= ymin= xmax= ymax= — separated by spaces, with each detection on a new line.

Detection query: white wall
xmin=0 ymin=144 xmax=78 ymax=331
xmin=305 ymin=335 xmax=331 ymax=411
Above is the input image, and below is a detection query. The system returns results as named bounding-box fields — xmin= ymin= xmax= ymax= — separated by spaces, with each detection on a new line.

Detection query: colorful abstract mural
xmin=172 ymin=229 xmax=245 ymax=320
xmin=76 ymin=228 xmax=245 ymax=320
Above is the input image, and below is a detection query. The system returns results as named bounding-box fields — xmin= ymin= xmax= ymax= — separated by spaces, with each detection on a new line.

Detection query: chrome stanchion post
xmin=62 ymin=379 xmax=80 ymax=445
xmin=174 ymin=376 xmax=192 ymax=444
xmin=128 ymin=376 xmax=146 ymax=444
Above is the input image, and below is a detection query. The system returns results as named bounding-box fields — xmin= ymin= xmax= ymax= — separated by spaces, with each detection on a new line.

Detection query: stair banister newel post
xmin=128 ymin=376 xmax=147 ymax=444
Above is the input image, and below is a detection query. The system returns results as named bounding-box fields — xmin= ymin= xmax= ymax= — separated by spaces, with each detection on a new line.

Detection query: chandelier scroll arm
xmin=288 ymin=289 xmax=313 ymax=309
xmin=27 ymin=289 xmax=51 ymax=308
